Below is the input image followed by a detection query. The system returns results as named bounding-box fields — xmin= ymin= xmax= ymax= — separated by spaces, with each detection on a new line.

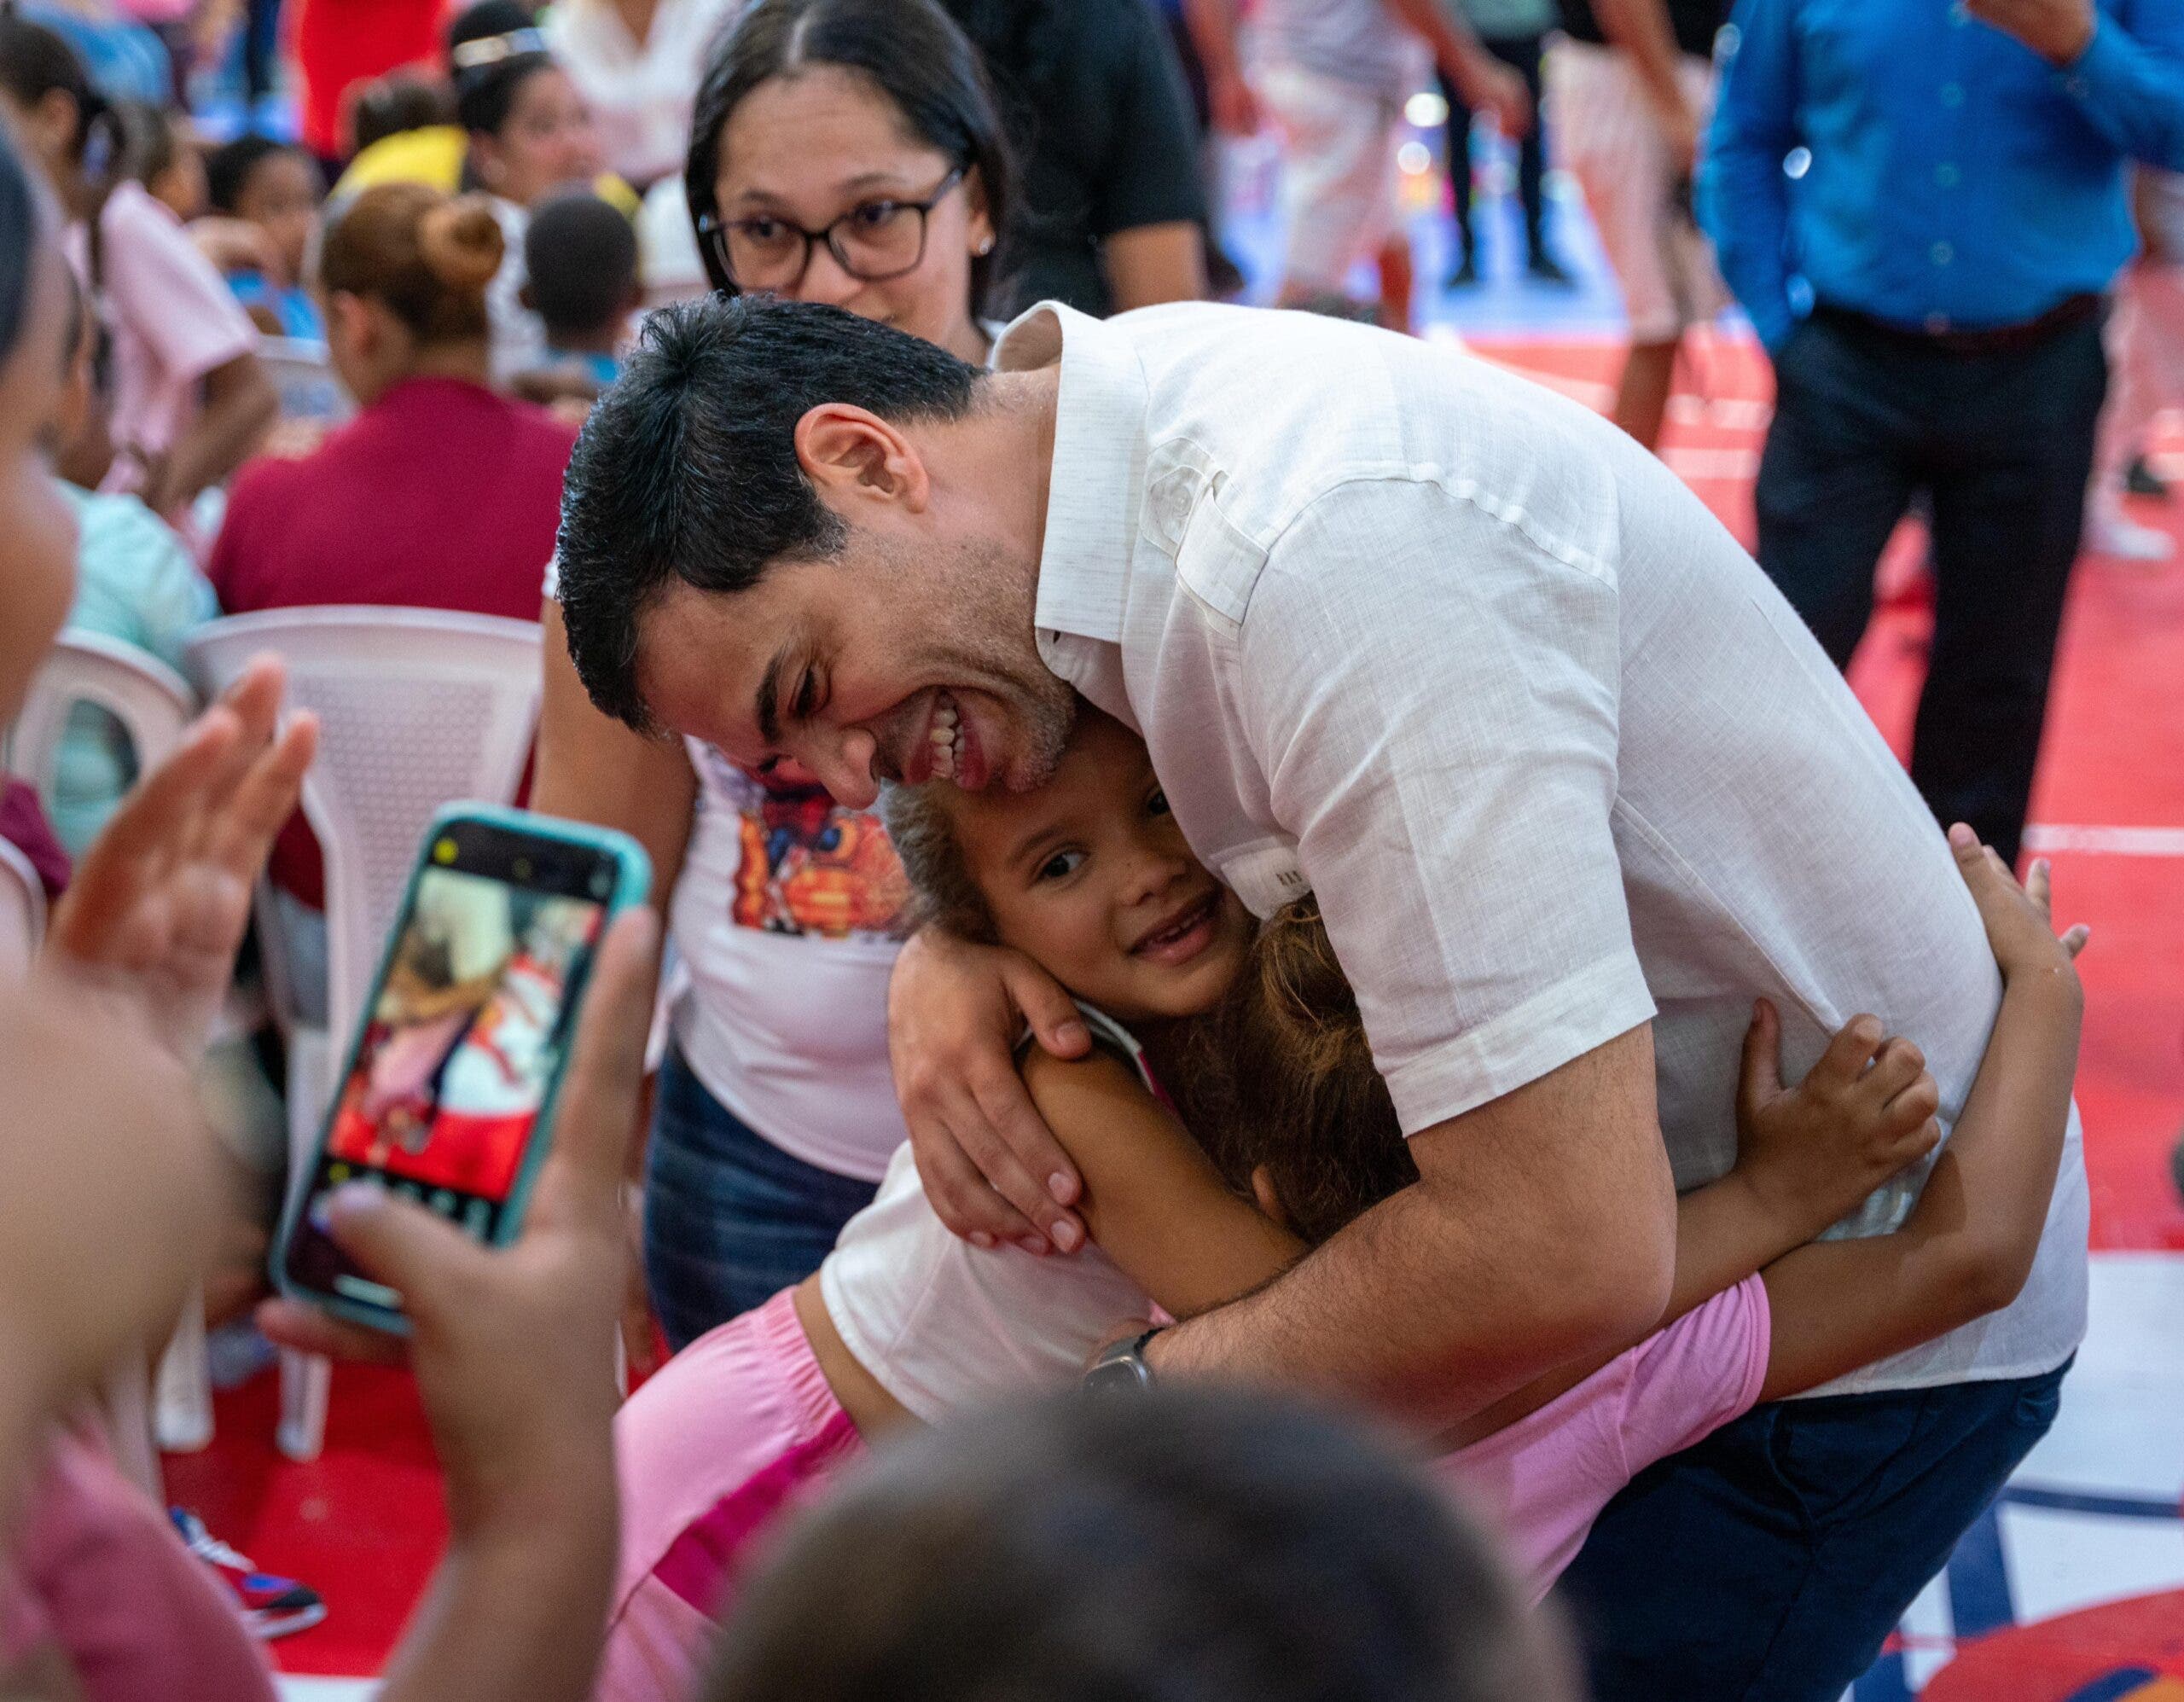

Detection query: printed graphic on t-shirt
xmin=701 ymin=749 xmax=909 ymax=941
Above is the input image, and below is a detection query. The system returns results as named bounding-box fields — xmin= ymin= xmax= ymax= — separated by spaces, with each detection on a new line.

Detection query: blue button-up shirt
xmin=1703 ymin=0 xmax=2184 ymax=349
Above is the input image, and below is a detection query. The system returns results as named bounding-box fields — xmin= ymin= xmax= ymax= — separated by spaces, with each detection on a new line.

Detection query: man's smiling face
xmin=631 ymin=529 xmax=1077 ymax=810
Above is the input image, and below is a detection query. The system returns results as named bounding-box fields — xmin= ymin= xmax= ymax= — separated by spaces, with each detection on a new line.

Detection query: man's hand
xmin=260 ymin=908 xmax=659 ymax=1534
xmin=886 ymin=929 xmax=1092 ymax=1255
xmin=1966 ymin=0 xmax=2095 ymax=64
xmin=1732 ymin=1000 xmax=1944 ymax=1246
xmin=44 ymin=657 xmax=316 ymax=1065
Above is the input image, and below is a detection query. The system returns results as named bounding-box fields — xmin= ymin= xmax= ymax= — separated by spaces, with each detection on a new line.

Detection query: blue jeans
xmin=642 ymin=1048 xmax=881 ymax=1351
xmin=1554 ymin=1360 xmax=2070 ymax=1702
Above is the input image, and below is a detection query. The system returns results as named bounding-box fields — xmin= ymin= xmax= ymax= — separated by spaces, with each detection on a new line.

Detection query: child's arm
xmin=1753 ymin=831 xmax=2085 ymax=1403
xmin=1020 ymin=1047 xmax=1304 ymax=1320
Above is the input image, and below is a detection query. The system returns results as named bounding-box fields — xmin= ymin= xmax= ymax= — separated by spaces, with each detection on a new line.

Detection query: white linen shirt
xmin=996 ymin=300 xmax=2087 ymax=1397
xmin=544 ymin=0 xmax=737 ymax=188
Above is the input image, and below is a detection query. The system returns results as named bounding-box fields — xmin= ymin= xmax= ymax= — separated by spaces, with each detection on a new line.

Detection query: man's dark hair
xmin=523 ymin=190 xmax=638 ymax=340
xmin=684 ymin=0 xmax=1018 ymax=315
xmin=702 ymin=1386 xmax=1572 ymax=1702
xmin=555 ymin=293 xmax=980 ymax=730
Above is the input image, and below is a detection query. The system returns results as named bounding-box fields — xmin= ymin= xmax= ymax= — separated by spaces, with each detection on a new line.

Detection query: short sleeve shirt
xmin=66 ymin=183 xmax=258 ymax=500
xmin=997 ymin=299 xmax=2087 ymax=1398
xmin=976 ymin=0 xmax=1209 ymax=317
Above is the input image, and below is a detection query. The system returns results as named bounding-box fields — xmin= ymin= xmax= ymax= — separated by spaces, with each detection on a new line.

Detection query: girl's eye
xmin=1037 ymin=849 xmax=1087 ymax=883
xmin=1147 ymin=787 xmax=1170 ymax=817
xmin=793 ymin=672 xmax=819 ymax=719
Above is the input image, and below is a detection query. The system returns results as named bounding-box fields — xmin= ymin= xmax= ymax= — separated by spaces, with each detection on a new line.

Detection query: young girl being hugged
xmin=604 ymin=709 xmax=2082 ymax=1699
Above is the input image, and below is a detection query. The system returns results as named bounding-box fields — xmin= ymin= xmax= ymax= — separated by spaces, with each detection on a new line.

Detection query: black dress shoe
xmin=1527 ymin=249 xmax=1574 ymax=285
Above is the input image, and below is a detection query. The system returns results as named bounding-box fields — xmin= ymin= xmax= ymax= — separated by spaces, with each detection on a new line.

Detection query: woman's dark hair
xmin=555 ymin=293 xmax=979 ymax=730
xmin=205 ymin=132 xmax=297 ymax=213
xmin=0 ymin=121 xmax=38 ymax=363
xmin=0 ymin=15 xmax=113 ymax=167
xmin=682 ymin=0 xmax=1018 ymax=317
xmin=352 ymin=73 xmax=456 ymax=152
xmin=704 ymin=1386 xmax=1573 ymax=1702
xmin=1190 ymin=897 xmax=1420 ymax=1247
xmin=321 ymin=182 xmax=505 ymax=345
xmin=446 ymin=0 xmax=555 ymax=139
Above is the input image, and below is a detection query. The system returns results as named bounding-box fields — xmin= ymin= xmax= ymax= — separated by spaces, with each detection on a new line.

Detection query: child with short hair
xmin=606 ymin=707 xmax=2081 ymax=1699
xmin=204 ymin=134 xmax=326 ymax=340
xmin=519 ymin=188 xmax=638 ymax=392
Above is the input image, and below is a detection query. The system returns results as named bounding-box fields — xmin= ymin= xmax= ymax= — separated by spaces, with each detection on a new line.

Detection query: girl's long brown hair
xmin=1189 ymin=898 xmax=1419 ymax=1247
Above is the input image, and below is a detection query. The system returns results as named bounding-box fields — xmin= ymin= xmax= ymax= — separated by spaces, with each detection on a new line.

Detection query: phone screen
xmin=282 ymin=818 xmax=619 ymax=1315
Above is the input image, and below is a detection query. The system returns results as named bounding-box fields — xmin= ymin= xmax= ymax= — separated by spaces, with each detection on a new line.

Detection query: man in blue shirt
xmin=1552 ymin=6 xmax=2184 ymax=1699
xmin=1702 ymin=0 xmax=2184 ymax=875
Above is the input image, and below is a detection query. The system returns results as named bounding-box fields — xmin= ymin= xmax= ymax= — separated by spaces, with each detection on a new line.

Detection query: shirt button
xmin=1936 ymin=163 xmax=1960 ymax=188
xmin=1941 ymin=82 xmax=1966 ymax=106
xmin=1931 ymin=241 xmax=1955 ymax=265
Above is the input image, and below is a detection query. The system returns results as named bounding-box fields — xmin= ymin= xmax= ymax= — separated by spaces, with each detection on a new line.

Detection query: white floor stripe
xmin=2023 ymin=824 xmax=2184 ymax=857
xmin=276 ymin=1678 xmax=376 ymax=1700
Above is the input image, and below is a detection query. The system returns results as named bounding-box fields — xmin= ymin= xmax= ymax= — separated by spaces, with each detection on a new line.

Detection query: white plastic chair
xmin=258 ymin=336 xmax=354 ymax=427
xmin=4 ymin=632 xmax=217 ymax=1458
xmin=183 ymin=607 xmax=542 ymax=1460
xmin=5 ymin=629 xmax=195 ymax=806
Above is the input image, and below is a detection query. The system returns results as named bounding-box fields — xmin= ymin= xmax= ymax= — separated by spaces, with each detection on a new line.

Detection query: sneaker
xmin=170 ymin=1510 xmax=328 ymax=1640
xmin=1527 ymin=249 xmax=1574 ymax=286
xmin=2126 ymin=456 xmax=2170 ymax=500
xmin=2088 ymin=511 xmax=2176 ymax=562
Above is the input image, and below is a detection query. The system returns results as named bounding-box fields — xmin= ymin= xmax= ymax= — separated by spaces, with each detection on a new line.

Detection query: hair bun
xmin=417 ymin=195 xmax=505 ymax=293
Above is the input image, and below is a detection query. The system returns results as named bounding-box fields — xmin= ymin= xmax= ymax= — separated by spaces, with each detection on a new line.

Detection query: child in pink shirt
xmin=604 ymin=710 xmax=2082 ymax=1696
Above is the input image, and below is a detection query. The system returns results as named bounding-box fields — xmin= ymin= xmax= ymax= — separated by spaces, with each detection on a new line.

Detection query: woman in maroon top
xmin=208 ymin=181 xmax=576 ymax=940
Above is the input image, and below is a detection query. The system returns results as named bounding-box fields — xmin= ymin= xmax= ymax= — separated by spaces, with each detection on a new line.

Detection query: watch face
xmin=1083 ymin=1356 xmax=1148 ymax=1394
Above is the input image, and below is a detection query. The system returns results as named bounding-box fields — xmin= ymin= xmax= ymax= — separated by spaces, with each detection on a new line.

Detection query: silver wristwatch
xmin=1083 ymin=1327 xmax=1165 ymax=1393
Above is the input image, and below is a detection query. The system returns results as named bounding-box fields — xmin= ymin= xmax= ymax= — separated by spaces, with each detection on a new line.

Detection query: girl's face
xmin=0 ymin=235 xmax=80 ymax=723
xmin=713 ymin=66 xmax=992 ymax=360
xmin=237 ymin=150 xmax=322 ymax=283
xmin=948 ymin=714 xmax=1252 ymax=1026
xmin=475 ymin=66 xmax=602 ymax=209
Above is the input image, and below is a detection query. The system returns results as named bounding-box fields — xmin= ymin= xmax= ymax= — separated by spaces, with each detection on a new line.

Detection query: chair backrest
xmin=258 ymin=337 xmax=355 ymax=427
xmin=0 ymin=836 xmax=45 ymax=983
xmin=4 ymin=630 xmax=196 ymax=819
xmin=183 ymin=607 xmax=542 ymax=1054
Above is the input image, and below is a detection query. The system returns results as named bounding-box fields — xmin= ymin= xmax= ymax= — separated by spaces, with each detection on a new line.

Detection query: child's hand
xmin=1948 ymin=823 xmax=2088 ymax=985
xmin=1733 ymin=999 xmax=1944 ymax=1244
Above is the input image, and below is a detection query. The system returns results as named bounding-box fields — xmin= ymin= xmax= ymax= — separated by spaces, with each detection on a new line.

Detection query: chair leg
xmin=276 ymin=1348 xmax=332 ymax=1462
xmin=154 ymin=1289 xmax=215 ymax=1453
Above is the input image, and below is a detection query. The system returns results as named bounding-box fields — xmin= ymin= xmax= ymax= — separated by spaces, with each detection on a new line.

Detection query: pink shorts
xmin=599 ymin=1287 xmax=863 ymax=1702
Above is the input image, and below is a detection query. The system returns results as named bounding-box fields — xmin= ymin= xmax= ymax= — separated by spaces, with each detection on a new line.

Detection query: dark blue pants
xmin=642 ymin=1047 xmax=881 ymax=1351
xmin=1555 ymin=1360 xmax=2070 ymax=1702
xmin=1754 ymin=306 xmax=2108 ymax=869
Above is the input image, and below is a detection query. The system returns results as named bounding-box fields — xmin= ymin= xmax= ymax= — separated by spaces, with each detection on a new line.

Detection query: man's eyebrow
xmin=756 ymin=649 xmax=786 ymax=748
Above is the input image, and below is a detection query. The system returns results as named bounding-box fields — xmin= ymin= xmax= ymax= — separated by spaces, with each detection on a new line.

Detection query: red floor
xmin=165 ymin=331 xmax=2184 ymax=1680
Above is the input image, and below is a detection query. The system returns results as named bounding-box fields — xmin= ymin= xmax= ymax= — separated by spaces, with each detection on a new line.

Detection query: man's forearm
xmin=1147 ymin=1027 xmax=1679 ymax=1427
xmin=1385 ymin=0 xmax=1493 ymax=85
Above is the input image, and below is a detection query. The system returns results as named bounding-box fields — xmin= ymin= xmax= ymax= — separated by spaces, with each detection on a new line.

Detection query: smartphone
xmin=273 ymin=805 xmax=650 ymax=1333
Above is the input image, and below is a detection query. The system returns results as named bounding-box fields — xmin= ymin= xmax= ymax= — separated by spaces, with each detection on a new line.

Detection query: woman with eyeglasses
xmin=533 ymin=0 xmax=1016 ymax=1370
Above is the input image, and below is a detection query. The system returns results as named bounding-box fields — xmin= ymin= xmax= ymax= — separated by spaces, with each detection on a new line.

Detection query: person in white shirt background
xmin=534 ymin=0 xmax=1024 ymax=1365
xmin=544 ymin=0 xmax=736 ymax=192
xmin=550 ymin=292 xmax=2089 ymax=1698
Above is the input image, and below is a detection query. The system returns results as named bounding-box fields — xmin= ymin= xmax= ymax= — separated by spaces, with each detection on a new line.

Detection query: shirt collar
xmin=996 ymin=301 xmax=1149 ymax=647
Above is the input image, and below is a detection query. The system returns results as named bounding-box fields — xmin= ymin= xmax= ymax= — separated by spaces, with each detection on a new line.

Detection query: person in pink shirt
xmin=0 ymin=18 xmax=275 ymax=521
xmin=599 ymin=707 xmax=2083 ymax=1699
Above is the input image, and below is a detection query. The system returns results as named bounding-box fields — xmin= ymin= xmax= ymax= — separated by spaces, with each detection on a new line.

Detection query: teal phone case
xmin=270 ymin=802 xmax=652 ymax=1335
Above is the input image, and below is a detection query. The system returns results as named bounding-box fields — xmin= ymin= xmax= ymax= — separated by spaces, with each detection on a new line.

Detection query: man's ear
xmin=793 ymin=403 xmax=930 ymax=514
xmin=1249 ymin=1165 xmax=1294 ymax=1233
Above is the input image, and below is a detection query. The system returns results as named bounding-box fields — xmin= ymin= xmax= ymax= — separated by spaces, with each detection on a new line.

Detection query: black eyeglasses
xmin=697 ymin=164 xmax=968 ymax=291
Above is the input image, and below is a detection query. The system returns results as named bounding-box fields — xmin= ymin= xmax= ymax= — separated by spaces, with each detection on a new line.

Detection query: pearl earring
xmin=975 ymin=235 xmax=994 ymax=256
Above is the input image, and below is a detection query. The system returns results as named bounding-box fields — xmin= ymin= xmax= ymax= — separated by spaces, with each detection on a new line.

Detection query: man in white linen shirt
xmin=550 ymin=294 xmax=2086 ymax=1697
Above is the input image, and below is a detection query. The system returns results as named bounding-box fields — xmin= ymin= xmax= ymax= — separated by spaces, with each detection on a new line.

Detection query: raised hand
xmin=44 ymin=656 xmax=316 ymax=1064
xmin=1947 ymin=823 xmax=2088 ymax=979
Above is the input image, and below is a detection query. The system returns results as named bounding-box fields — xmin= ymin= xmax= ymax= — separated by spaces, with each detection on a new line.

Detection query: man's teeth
xmin=930 ymin=700 xmax=959 ymax=780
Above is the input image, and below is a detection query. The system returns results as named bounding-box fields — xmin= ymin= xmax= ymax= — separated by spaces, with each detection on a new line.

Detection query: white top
xmin=486 ymin=199 xmax=549 ymax=385
xmin=544 ymin=0 xmax=738 ymax=188
xmin=820 ymin=1009 xmax=1161 ymax=1422
xmin=668 ymin=742 xmax=909 ymax=1181
xmin=996 ymin=299 xmax=2087 ymax=1398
